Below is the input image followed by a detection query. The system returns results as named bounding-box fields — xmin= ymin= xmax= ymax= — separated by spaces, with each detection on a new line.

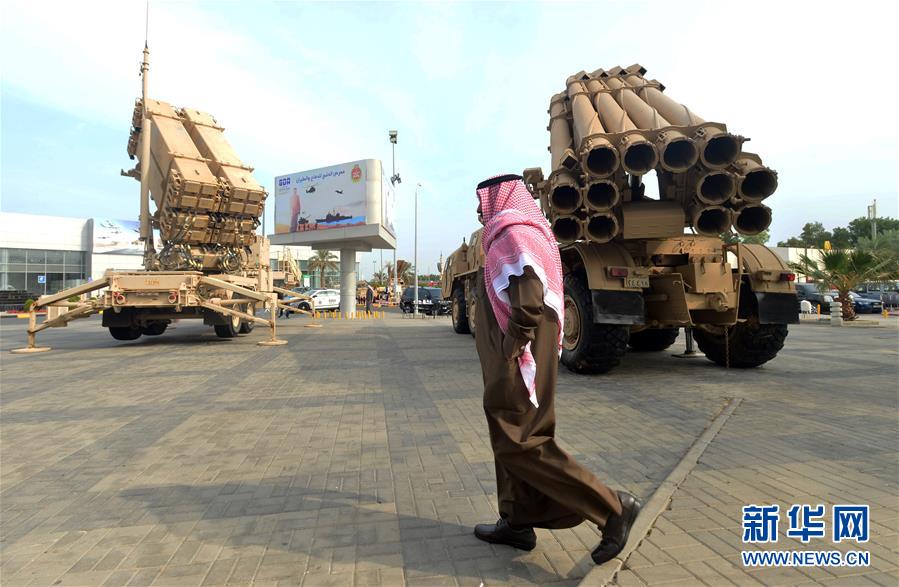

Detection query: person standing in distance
xmin=471 ymin=174 xmax=641 ymax=565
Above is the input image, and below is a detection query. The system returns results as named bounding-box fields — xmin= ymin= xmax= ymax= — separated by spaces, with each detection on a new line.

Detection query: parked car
xmin=400 ymin=287 xmax=450 ymax=315
xmin=853 ymin=282 xmax=899 ymax=307
xmin=296 ymin=288 xmax=340 ymax=311
xmin=794 ymin=283 xmax=832 ymax=312
xmin=848 ymin=291 xmax=884 ymax=314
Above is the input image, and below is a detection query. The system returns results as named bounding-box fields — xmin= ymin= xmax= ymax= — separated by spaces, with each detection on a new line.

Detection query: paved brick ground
xmin=1 ymin=314 xmax=896 ymax=586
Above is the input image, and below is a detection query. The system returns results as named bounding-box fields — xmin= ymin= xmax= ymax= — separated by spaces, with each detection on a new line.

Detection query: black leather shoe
xmin=592 ymin=491 xmax=642 ymax=565
xmin=474 ymin=518 xmax=537 ymax=551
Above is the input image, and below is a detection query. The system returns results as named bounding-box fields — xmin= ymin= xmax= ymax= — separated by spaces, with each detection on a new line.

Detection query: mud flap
xmin=756 ymin=292 xmax=799 ymax=324
xmin=591 ymin=290 xmax=644 ymax=325
xmin=101 ymin=308 xmax=134 ymax=327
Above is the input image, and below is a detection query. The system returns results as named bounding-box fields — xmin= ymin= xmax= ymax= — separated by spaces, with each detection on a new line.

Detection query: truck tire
xmin=214 ymin=314 xmax=241 ymax=338
xmin=561 ymin=273 xmax=629 ymax=374
xmin=141 ymin=321 xmax=168 ymax=336
xmin=692 ymin=321 xmax=788 ymax=368
xmin=238 ymin=304 xmax=255 ymax=334
xmin=109 ymin=325 xmax=142 ymax=341
xmin=467 ymin=295 xmax=478 ymax=338
xmin=628 ymin=328 xmax=679 ymax=352
xmin=451 ymin=286 xmax=471 ymax=334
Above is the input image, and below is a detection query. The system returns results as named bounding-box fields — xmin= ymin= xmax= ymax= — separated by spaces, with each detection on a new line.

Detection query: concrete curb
xmin=579 ymin=397 xmax=743 ymax=586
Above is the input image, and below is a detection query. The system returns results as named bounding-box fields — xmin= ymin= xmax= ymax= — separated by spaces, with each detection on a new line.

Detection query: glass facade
xmin=0 ymin=248 xmax=87 ymax=294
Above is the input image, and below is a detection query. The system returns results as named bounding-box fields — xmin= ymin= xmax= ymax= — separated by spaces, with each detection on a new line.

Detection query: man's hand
xmin=502 ymin=334 xmax=525 ymax=361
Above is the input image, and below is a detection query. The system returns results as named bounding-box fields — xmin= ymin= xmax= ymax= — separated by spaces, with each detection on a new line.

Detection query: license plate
xmin=625 ymin=276 xmax=649 ymax=289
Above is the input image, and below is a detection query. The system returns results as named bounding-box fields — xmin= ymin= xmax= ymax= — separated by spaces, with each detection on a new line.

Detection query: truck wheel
xmin=238 ymin=304 xmax=255 ymax=334
xmin=109 ymin=325 xmax=142 ymax=341
xmin=452 ymin=286 xmax=471 ymax=334
xmin=692 ymin=320 xmax=788 ymax=368
xmin=214 ymin=314 xmax=241 ymax=338
xmin=628 ymin=328 xmax=679 ymax=352
xmin=467 ymin=295 xmax=478 ymax=338
xmin=141 ymin=321 xmax=168 ymax=336
xmin=561 ymin=273 xmax=629 ymax=374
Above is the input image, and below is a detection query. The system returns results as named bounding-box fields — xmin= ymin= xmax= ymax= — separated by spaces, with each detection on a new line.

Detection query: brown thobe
xmin=475 ymin=267 xmax=622 ymax=529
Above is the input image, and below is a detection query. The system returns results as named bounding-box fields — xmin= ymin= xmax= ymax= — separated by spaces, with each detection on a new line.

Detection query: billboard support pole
xmin=340 ymin=248 xmax=357 ymax=318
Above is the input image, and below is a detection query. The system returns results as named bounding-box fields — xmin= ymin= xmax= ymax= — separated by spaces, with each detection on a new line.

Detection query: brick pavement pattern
xmin=1 ymin=314 xmax=896 ymax=586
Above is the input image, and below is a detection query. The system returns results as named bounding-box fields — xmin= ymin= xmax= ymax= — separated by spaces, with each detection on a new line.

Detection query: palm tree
xmin=372 ymin=270 xmax=387 ymax=286
xmin=790 ymin=249 xmax=897 ymax=321
xmin=307 ymin=250 xmax=338 ymax=288
xmin=396 ymin=259 xmax=413 ymax=285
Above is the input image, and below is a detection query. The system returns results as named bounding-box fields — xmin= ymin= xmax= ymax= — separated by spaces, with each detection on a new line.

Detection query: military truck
xmin=442 ymin=64 xmax=798 ymax=373
xmin=13 ymin=45 xmax=295 ymax=353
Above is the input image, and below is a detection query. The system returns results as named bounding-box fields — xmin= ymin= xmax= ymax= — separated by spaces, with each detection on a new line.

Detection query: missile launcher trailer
xmin=12 ymin=46 xmax=292 ymax=354
xmin=442 ymin=64 xmax=797 ymax=372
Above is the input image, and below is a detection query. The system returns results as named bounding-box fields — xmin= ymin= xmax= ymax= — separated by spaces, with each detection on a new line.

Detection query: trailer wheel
xmin=141 ymin=321 xmax=168 ymax=336
xmin=238 ymin=304 xmax=255 ymax=334
xmin=109 ymin=325 xmax=142 ymax=341
xmin=692 ymin=320 xmax=788 ymax=368
xmin=561 ymin=273 xmax=629 ymax=374
xmin=451 ymin=286 xmax=470 ymax=334
xmin=215 ymin=314 xmax=241 ymax=338
xmin=628 ymin=328 xmax=679 ymax=352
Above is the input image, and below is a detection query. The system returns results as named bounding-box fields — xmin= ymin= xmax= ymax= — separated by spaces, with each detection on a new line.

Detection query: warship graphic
xmin=316 ymin=210 xmax=352 ymax=224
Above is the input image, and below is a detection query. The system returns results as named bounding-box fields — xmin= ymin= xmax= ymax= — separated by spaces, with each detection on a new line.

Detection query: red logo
xmin=351 ymin=164 xmax=362 ymax=183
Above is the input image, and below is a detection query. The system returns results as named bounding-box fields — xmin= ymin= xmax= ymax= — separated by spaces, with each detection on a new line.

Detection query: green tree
xmin=777 ymin=221 xmax=831 ymax=247
xmin=721 ymin=230 xmax=770 ymax=245
xmin=790 ymin=249 xmax=897 ymax=321
xmin=847 ymin=216 xmax=899 ymax=244
xmin=307 ymin=250 xmax=338 ymax=288
xmin=829 ymin=227 xmax=853 ymax=249
xmin=857 ymin=229 xmax=899 ymax=274
xmin=372 ymin=269 xmax=387 ymax=286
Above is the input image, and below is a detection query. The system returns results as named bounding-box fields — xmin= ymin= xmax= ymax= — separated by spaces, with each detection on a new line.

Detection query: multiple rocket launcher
xmin=544 ymin=64 xmax=778 ymax=244
xmin=127 ymin=99 xmax=266 ymax=271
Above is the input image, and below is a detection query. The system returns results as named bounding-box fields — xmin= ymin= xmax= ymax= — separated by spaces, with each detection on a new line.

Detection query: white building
xmin=0 ymin=212 xmax=358 ymax=296
xmin=0 ymin=212 xmax=144 ymax=295
xmin=772 ymin=247 xmax=825 ymax=282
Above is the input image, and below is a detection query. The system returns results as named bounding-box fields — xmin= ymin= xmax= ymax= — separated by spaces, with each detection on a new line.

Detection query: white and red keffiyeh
xmin=476 ymin=174 xmax=564 ymax=408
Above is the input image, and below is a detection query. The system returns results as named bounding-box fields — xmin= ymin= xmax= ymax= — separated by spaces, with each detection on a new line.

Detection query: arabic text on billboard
xmin=274 ymin=162 xmax=367 ymax=235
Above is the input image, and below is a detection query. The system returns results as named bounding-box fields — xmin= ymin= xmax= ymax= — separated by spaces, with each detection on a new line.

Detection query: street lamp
xmin=388 ymin=130 xmax=400 ymax=304
xmin=413 ymin=183 xmax=421 ymax=317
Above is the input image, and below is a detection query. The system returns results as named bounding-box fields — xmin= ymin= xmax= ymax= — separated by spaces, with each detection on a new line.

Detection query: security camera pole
xmin=389 ymin=130 xmax=400 ymax=304
xmin=414 ymin=183 xmax=421 ymax=316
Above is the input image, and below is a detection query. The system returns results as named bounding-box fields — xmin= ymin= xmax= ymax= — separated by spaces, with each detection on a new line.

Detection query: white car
xmin=301 ymin=288 xmax=340 ymax=311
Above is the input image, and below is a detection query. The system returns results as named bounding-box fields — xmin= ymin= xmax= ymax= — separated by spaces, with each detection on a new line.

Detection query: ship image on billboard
xmin=274 ymin=162 xmax=367 ymax=235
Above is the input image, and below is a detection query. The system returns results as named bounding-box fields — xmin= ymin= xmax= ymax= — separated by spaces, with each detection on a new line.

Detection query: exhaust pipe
xmin=585 ymin=179 xmax=620 ymax=211
xmin=618 ymin=66 xmax=741 ymax=169
xmin=548 ymin=93 xmax=577 ymax=171
xmin=583 ymin=76 xmax=659 ymax=175
xmin=566 ymin=75 xmax=619 ymax=178
xmin=689 ymin=204 xmax=732 ymax=236
xmin=733 ymin=204 xmax=772 ymax=235
xmin=584 ymin=213 xmax=620 ymax=243
xmin=548 ymin=171 xmax=582 ymax=213
xmin=695 ymin=170 xmax=736 ymax=205
xmin=731 ymin=156 xmax=778 ymax=202
xmin=601 ymin=73 xmax=698 ymax=173
xmin=551 ymin=215 xmax=583 ymax=244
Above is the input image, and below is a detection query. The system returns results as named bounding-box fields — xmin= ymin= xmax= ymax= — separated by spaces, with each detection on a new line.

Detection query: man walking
xmin=471 ymin=174 xmax=641 ymax=565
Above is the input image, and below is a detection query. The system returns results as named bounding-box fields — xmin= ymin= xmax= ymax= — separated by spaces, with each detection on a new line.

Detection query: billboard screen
xmin=272 ymin=159 xmax=395 ymax=251
xmin=274 ymin=161 xmax=368 ymax=234
xmin=92 ymin=219 xmax=142 ymax=255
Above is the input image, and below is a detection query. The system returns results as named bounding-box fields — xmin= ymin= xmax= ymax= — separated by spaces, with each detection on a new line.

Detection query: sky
xmin=2 ymin=0 xmax=898 ymax=279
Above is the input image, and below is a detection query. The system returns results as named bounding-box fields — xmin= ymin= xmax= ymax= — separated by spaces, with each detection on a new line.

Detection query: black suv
xmin=400 ymin=287 xmax=450 ymax=315
xmin=794 ymin=283 xmax=832 ymax=311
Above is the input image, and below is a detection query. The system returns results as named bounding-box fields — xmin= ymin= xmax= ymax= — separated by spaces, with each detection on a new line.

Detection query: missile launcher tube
xmin=733 ymin=204 xmax=772 ymax=235
xmin=584 ymin=213 xmax=620 ymax=243
xmin=622 ymin=75 xmax=741 ymax=170
xmin=602 ymin=75 xmax=699 ymax=172
xmin=548 ymin=94 xmax=578 ymax=171
xmin=551 ymin=215 xmax=583 ymax=244
xmin=548 ymin=170 xmax=582 ymax=214
xmin=689 ymin=204 xmax=732 ymax=236
xmin=566 ymin=75 xmax=619 ymax=178
xmin=731 ymin=156 xmax=778 ymax=202
xmin=583 ymin=76 xmax=658 ymax=175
